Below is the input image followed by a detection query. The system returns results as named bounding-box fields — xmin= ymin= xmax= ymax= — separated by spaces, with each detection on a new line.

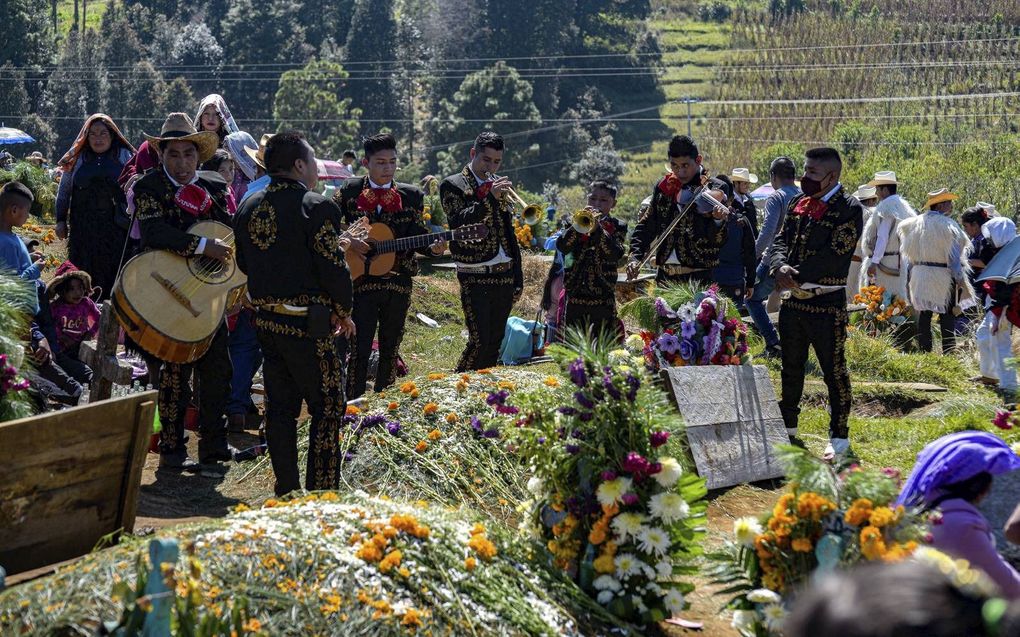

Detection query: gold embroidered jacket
xmin=440 ymin=165 xmax=523 ymax=290
xmin=556 ymin=216 xmax=626 ymax=304
xmin=629 ymin=171 xmax=727 ymax=269
xmin=769 ymin=187 xmax=864 ymax=296
xmin=135 ymin=169 xmax=230 ymax=256
xmin=333 ymin=176 xmax=429 ymax=294
xmin=234 ymin=178 xmax=354 ymax=324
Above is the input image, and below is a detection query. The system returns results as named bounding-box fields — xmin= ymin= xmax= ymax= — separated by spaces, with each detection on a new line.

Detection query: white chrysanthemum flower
xmin=614 ymin=553 xmax=642 ymax=580
xmin=656 ymin=559 xmax=673 ymax=579
xmin=593 ymin=575 xmax=622 ymax=592
xmin=649 ymin=492 xmax=690 ymax=524
xmin=733 ymin=516 xmax=764 ymax=547
xmin=610 ymin=512 xmax=646 ymax=542
xmin=526 ymin=476 xmax=544 ymax=496
xmin=678 ymin=303 xmax=697 ymax=322
xmin=646 ymin=582 xmax=664 ymax=597
xmin=653 ymin=457 xmax=683 ymax=488
xmin=625 ymin=333 xmax=645 ymax=354
xmin=747 ymin=589 xmax=782 ymax=605
xmin=596 ymin=477 xmax=633 ymax=507
xmin=608 ymin=349 xmax=631 ymax=366
xmin=596 ymin=590 xmax=614 ymax=605
xmin=638 ymin=526 xmax=672 ymax=556
xmin=632 ymin=355 xmax=646 ymax=368
xmin=1012 ymin=441 xmax=1020 ymax=457
xmin=762 ymin=603 xmax=787 ymax=631
xmin=632 ymin=595 xmax=648 ymax=614
xmin=663 ymin=588 xmax=687 ymax=616
xmin=732 ymin=609 xmax=757 ymax=632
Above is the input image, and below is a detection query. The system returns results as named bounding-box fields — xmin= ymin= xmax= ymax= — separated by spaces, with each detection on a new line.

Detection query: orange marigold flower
xmin=410 ymin=389 xmax=420 ymax=398
xmin=464 ymin=556 xmax=478 ymax=571
xmin=378 ymin=549 xmax=403 ymax=574
xmin=427 ymin=429 xmax=442 ymax=441
xmin=868 ymin=506 xmax=897 ymax=529
xmin=468 ymin=534 xmax=498 ymax=560
xmin=415 ymin=440 xmax=428 ymax=453
xmin=791 ymin=537 xmax=813 ymax=553
xmin=387 ymin=401 xmax=399 ymax=411
xmin=543 ymin=376 xmax=561 ymax=387
xmin=427 ymin=373 xmax=446 ymax=381
xmin=400 ymin=381 xmax=416 ymax=393
xmin=446 ymin=413 xmax=458 ymax=424
xmin=423 ymin=402 xmax=439 ymax=415
xmin=345 ymin=405 xmax=361 ymax=416
xmin=401 ymin=608 xmax=423 ymax=629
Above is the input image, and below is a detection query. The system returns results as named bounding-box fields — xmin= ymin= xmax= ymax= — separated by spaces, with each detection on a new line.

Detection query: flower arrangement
xmin=634 ymin=286 xmax=750 ymax=370
xmin=852 ymin=285 xmax=910 ymax=334
xmin=513 ymin=216 xmax=535 ymax=249
xmin=0 ymin=272 xmax=36 ymax=422
xmin=711 ymin=447 xmax=928 ymax=636
xmin=510 ymin=343 xmax=707 ymax=626
xmin=0 ymin=493 xmax=623 ymax=636
xmin=421 ymin=175 xmax=447 ymax=230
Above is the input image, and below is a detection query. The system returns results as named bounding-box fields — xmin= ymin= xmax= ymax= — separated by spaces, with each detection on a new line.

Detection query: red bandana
xmin=476 ymin=182 xmax=493 ymax=201
xmin=175 ymin=184 xmax=213 ymax=217
xmin=357 ymin=186 xmax=402 ymax=213
xmin=791 ymin=196 xmax=828 ymax=222
xmin=657 ymin=172 xmax=681 ymax=200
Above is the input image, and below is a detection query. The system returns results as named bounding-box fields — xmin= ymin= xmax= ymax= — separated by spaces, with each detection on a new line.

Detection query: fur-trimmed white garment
xmin=859 ymin=194 xmax=917 ymax=299
xmin=897 ymin=212 xmax=975 ymax=313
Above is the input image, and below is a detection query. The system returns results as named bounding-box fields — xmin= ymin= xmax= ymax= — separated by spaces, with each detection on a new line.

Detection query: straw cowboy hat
xmin=47 ymin=261 xmax=93 ymax=299
xmin=852 ymin=184 xmax=878 ymax=201
xmin=25 ymin=151 xmax=46 ymax=165
xmin=244 ymin=134 xmax=271 ymax=171
xmin=867 ymin=171 xmax=898 ymax=187
xmin=923 ymin=188 xmax=959 ymax=210
xmin=729 ymin=168 xmax=758 ymax=184
xmin=144 ymin=112 xmax=219 ymax=163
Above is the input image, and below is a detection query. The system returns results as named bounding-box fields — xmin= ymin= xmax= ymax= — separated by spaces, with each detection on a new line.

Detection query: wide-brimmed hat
xmin=48 ymin=261 xmax=93 ymax=299
xmin=924 ymin=188 xmax=958 ymax=210
xmin=729 ymin=168 xmax=758 ymax=184
xmin=144 ymin=113 xmax=219 ymax=164
xmin=852 ymin=184 xmax=878 ymax=201
xmin=977 ymin=201 xmax=998 ymax=216
xmin=244 ymin=134 xmax=271 ymax=171
xmin=25 ymin=151 xmax=45 ymax=165
xmin=867 ymin=171 xmax=898 ymax=187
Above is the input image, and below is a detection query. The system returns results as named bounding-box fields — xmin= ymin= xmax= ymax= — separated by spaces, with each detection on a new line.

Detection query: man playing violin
xmin=440 ymin=131 xmax=524 ymax=371
xmin=334 ymin=133 xmax=445 ymax=398
xmin=627 ymin=135 xmax=728 ymax=286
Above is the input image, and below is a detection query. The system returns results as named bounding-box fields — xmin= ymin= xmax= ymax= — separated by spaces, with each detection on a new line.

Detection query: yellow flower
xmin=445 ymin=413 xmax=458 ymax=424
xmin=401 ymin=608 xmax=423 ymax=629
xmin=593 ymin=554 xmax=615 ymax=573
xmin=427 ymin=373 xmax=446 ymax=381
xmin=543 ymin=376 xmax=561 ymax=387
xmin=378 ymin=549 xmax=403 ymax=574
xmin=468 ymin=534 xmax=498 ymax=560
xmin=844 ymin=498 xmax=873 ymax=527
xmin=415 ymin=440 xmax=428 ymax=453
xmin=427 ymin=429 xmax=442 ymax=441
xmin=791 ymin=537 xmax=813 ymax=553
xmin=464 ymin=556 xmax=478 ymax=571
xmin=400 ymin=381 xmax=417 ymax=393
xmin=868 ymin=506 xmax=896 ymax=529
xmin=410 ymin=389 xmax=420 ymax=399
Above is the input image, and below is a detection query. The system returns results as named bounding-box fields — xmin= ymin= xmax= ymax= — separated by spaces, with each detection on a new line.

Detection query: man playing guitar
xmin=334 ymin=133 xmax=445 ymax=398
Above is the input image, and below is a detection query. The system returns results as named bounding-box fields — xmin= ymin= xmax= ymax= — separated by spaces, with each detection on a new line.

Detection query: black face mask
xmin=800 ymin=172 xmax=831 ymax=198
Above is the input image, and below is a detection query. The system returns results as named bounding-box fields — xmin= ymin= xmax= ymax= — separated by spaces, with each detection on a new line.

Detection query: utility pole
xmin=682 ymin=97 xmax=699 ymax=136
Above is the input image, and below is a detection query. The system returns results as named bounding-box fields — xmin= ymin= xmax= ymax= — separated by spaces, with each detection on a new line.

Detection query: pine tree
xmin=0 ymin=65 xmax=30 ymax=130
xmin=274 ymin=60 xmax=361 ymax=160
xmin=345 ymin=0 xmax=403 ymax=136
xmin=0 ymin=0 xmax=54 ymax=67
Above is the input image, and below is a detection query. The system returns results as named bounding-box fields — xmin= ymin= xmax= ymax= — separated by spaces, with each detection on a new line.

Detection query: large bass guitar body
xmin=112 ymin=220 xmax=246 ymax=364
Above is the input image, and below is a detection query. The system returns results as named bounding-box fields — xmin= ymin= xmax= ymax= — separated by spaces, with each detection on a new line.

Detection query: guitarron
xmin=347 ymin=223 xmax=488 ymax=280
xmin=112 ymin=220 xmax=247 ymax=364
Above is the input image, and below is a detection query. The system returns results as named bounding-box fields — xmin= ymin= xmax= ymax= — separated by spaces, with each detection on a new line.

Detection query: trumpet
xmin=486 ymin=172 xmax=543 ymax=225
xmin=572 ymin=206 xmax=601 ymax=235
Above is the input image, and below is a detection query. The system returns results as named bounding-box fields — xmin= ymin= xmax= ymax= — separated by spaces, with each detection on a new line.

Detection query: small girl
xmin=49 ymin=261 xmax=101 ymax=385
xmin=200 ymin=149 xmax=238 ymax=215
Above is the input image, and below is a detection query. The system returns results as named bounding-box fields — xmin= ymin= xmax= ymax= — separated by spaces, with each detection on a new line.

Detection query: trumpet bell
xmin=522 ymin=204 xmax=543 ymax=225
xmin=572 ymin=208 xmax=597 ymax=234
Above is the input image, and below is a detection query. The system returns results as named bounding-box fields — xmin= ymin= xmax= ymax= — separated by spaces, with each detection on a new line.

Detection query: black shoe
xmin=764 ymin=344 xmax=783 ymax=359
xmin=159 ymin=449 xmax=200 ymax=471
xmin=199 ymin=444 xmax=240 ymax=464
xmin=788 ymin=435 xmax=807 ymax=450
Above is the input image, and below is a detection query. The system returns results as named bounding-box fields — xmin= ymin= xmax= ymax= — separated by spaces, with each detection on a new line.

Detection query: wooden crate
xmin=0 ymin=391 xmax=156 ymax=575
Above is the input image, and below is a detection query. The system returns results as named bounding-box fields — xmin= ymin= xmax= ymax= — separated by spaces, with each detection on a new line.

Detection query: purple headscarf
xmin=896 ymin=431 xmax=1020 ymax=507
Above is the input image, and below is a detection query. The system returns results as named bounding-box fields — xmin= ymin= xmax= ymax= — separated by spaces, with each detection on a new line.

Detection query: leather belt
xmin=457 ymin=261 xmax=512 ymax=274
xmin=260 ymin=303 xmax=309 ymax=317
xmin=851 ymin=256 xmax=862 ymax=263
xmin=660 ymin=264 xmax=707 ymax=276
xmin=915 ymin=261 xmax=948 ymax=268
xmin=787 ymin=286 xmax=842 ymax=300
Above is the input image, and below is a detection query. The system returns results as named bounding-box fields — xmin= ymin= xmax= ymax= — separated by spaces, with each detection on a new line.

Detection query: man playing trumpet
xmin=627 ymin=135 xmax=729 ymax=285
xmin=556 ymin=180 xmax=627 ymax=340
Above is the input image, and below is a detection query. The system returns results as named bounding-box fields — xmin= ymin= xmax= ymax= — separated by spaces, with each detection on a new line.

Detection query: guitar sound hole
xmin=189 ymin=255 xmax=227 ymax=283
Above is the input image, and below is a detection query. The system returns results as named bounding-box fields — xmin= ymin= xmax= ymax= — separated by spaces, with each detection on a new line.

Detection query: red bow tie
xmin=792 ymin=196 xmax=828 ymax=222
xmin=357 ymin=186 xmax=402 ymax=213
xmin=476 ymin=182 xmax=493 ymax=201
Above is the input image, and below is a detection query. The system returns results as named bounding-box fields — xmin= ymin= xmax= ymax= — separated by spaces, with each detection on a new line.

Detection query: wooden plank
xmin=0 ymin=392 xmax=156 ymax=575
xmin=118 ymin=400 xmax=156 ymax=535
xmin=662 ymin=365 xmax=788 ymax=489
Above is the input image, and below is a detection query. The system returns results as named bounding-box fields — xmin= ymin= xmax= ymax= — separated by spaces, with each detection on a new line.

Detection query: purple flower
xmin=575 ymin=391 xmax=595 ymax=410
xmin=994 ymin=410 xmax=1013 ymax=430
xmin=648 ymin=462 xmax=662 ymax=476
xmin=622 ymin=451 xmax=650 ymax=476
xmin=557 ymin=426 xmax=567 ymax=439
xmin=386 ymin=420 xmax=402 ymax=435
xmin=602 ymin=375 xmax=622 ymax=400
xmin=702 ymin=321 xmax=722 ymax=364
xmin=578 ymin=411 xmax=594 ymax=422
xmin=679 ymin=338 xmax=697 ymax=362
xmin=655 ymin=297 xmax=677 ymax=320
xmin=570 ymin=428 xmax=584 ymax=440
xmin=621 ymin=493 xmax=640 ymax=506
xmin=650 ymin=431 xmax=670 ymax=448
xmin=569 ymin=358 xmax=588 ymax=387
xmin=625 ymin=374 xmax=640 ymax=402
xmin=471 ymin=415 xmax=484 ymax=433
xmin=483 ymin=428 xmax=501 ymax=439
xmin=343 ymin=450 xmax=356 ymax=461
xmin=558 ymin=406 xmax=577 ymax=416
xmin=566 ymin=444 xmax=581 ymax=455
xmin=343 ymin=414 xmax=360 ymax=428
xmin=496 ymin=404 xmax=519 ymax=415
xmin=362 ymin=414 xmax=386 ymax=429
xmin=537 ymin=437 xmax=546 ymax=445
xmin=486 ymin=390 xmax=510 ymax=406
xmin=657 ymin=333 xmax=681 ymax=355
xmin=680 ymin=320 xmax=697 ymax=340
xmin=601 ymin=470 xmax=618 ymax=481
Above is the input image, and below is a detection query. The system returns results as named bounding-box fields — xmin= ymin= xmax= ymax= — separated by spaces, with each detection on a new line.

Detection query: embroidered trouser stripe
xmin=348 ymin=287 xmax=412 ymax=398
xmin=456 ymin=272 xmax=515 ymax=371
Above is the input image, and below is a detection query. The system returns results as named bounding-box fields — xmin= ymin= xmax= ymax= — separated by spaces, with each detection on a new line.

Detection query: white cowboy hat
xmin=853 ymin=184 xmax=878 ymax=201
xmin=867 ymin=171 xmax=898 ymax=187
xmin=729 ymin=168 xmax=758 ymax=184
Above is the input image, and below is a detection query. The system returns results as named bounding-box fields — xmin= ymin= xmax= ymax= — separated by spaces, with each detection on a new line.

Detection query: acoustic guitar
xmin=347 ymin=223 xmax=488 ymax=280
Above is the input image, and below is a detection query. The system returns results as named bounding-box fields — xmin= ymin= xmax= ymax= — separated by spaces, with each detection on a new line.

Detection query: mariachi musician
xmin=133 ymin=113 xmax=234 ymax=471
xmin=333 ymin=133 xmax=445 ymax=398
xmin=440 ymin=131 xmax=523 ymax=372
xmin=627 ymin=134 xmax=728 ymax=285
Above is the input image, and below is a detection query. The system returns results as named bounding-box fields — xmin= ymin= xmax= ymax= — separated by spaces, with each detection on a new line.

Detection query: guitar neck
xmin=374 ymin=230 xmax=455 ymax=255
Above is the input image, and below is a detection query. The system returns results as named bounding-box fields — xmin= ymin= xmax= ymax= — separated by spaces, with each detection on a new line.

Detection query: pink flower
xmin=649 ymin=431 xmax=670 ymax=448
xmin=622 ymin=451 xmax=650 ymax=477
xmin=621 ymin=493 xmax=639 ymax=506
xmin=994 ymin=410 xmax=1014 ymax=430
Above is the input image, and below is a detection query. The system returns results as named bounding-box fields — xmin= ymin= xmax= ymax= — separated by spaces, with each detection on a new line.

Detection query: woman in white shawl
xmin=193 ymin=94 xmax=239 ymax=148
xmin=897 ymin=189 xmax=975 ymax=353
xmin=974 ymin=216 xmax=1019 ymax=397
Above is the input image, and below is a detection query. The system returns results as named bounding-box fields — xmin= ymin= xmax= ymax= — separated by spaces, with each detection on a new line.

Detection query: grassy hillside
xmin=55 ymin=0 xmax=110 ymax=36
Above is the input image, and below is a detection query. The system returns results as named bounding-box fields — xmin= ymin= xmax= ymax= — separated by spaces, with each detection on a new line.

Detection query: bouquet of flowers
xmin=636 ymin=286 xmax=750 ymax=370
xmin=511 ymin=346 xmax=707 ymax=625
xmin=852 ymin=285 xmax=910 ymax=334
xmin=710 ymin=447 xmax=928 ymax=636
xmin=421 ymin=175 xmax=446 ymax=230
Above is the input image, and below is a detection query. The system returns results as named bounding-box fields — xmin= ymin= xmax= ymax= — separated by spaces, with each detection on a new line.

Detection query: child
xmin=48 ymin=261 xmax=100 ymax=385
xmin=555 ymin=180 xmax=626 ymax=341
xmin=0 ymin=181 xmax=44 ymax=290
xmin=201 ymin=149 xmax=238 ymax=214
xmin=975 ymin=217 xmax=1019 ymax=399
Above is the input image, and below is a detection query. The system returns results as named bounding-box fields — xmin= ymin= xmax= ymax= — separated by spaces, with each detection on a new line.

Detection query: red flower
xmin=993 ymin=410 xmax=1014 ymax=430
